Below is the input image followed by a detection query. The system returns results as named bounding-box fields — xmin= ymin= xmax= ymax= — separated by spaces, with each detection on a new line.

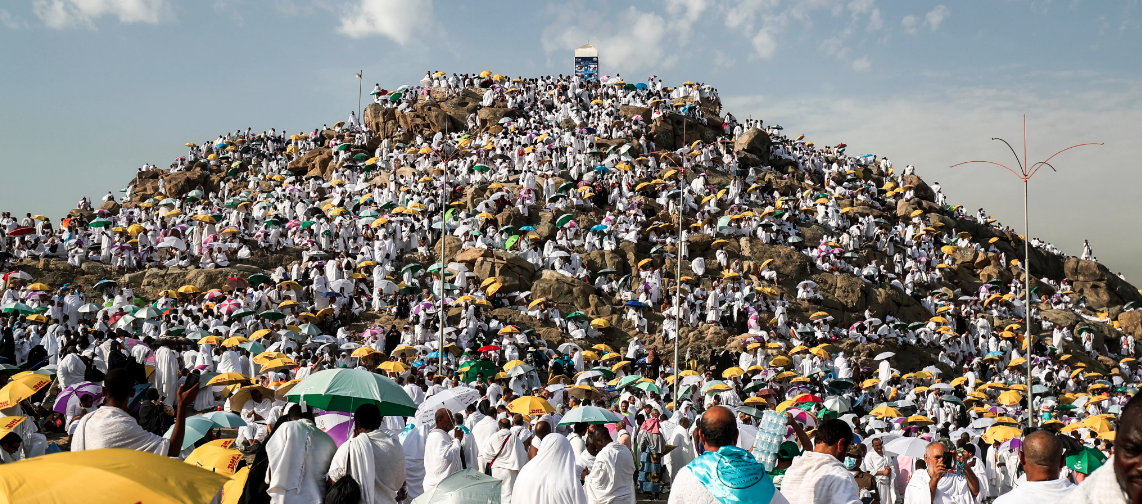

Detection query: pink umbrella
xmin=785 ymin=408 xmax=818 ymax=427
xmin=54 ymin=381 xmax=103 ymax=414
xmin=216 ymin=299 xmax=242 ymax=316
xmin=315 ymin=411 xmax=354 ymax=447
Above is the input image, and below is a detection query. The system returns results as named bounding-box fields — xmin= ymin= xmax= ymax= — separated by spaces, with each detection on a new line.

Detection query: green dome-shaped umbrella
xmin=285 ymin=368 xmax=416 ymax=415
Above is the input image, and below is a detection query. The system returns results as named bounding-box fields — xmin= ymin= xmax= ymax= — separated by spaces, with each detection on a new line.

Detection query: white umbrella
xmin=884 ymin=436 xmax=930 ymax=458
xmin=824 ymin=396 xmax=850 ymax=413
xmin=971 ymin=417 xmax=997 ymax=429
xmin=930 ymin=383 xmax=954 ymax=391
xmin=77 ymin=303 xmax=103 ymax=313
xmin=159 ymin=237 xmax=186 ymax=251
xmin=921 ymin=366 xmax=943 ymax=375
xmin=874 ymin=352 xmax=895 ymax=361
xmin=797 ymin=280 xmax=818 ymax=289
xmin=558 ymin=343 xmax=582 ymax=354
xmin=414 ymin=387 xmax=482 ymax=426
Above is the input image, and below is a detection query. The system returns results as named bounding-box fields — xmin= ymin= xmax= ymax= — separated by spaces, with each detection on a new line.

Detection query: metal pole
xmin=673 ymin=164 xmax=682 ymax=406
xmin=357 ymin=71 xmax=363 ymax=122
xmin=439 ymin=159 xmax=448 ymax=370
xmin=1024 ymin=176 xmax=1033 ymax=429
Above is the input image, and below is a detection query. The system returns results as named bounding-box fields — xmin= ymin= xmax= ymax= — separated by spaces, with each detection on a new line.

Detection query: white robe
xmin=265 ymin=419 xmax=337 ymax=504
xmin=585 ymin=442 xmax=636 ymax=504
xmin=423 ymin=428 xmax=463 ymax=496
xmin=70 ymin=406 xmax=169 ymax=454
xmin=327 ymin=429 xmax=407 ymax=504
xmin=481 ymin=428 xmax=528 ymax=504
xmin=513 ymin=434 xmax=588 ymax=504
xmin=781 ymin=452 xmax=863 ymax=504
xmin=153 ymin=347 xmax=180 ymax=407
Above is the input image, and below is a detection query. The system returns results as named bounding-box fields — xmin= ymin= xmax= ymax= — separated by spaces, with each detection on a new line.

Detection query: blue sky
xmin=2 ymin=0 xmax=1140 ymax=280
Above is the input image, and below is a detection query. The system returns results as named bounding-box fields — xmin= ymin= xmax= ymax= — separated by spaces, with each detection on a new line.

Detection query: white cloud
xmin=33 ymin=0 xmax=172 ymax=29
xmin=925 ymin=5 xmax=949 ymax=31
xmin=867 ymin=8 xmax=882 ymax=31
xmin=723 ymin=81 xmax=1142 ymax=280
xmin=541 ymin=6 xmax=671 ymax=74
xmin=337 ymin=0 xmax=438 ymax=44
xmin=0 ymin=9 xmax=28 ymax=29
xmin=819 ymin=36 xmax=851 ymax=59
xmin=901 ymin=14 xmax=918 ymax=34
xmin=751 ymin=28 xmax=778 ymax=59
xmin=665 ymin=0 xmax=710 ymax=39
xmin=851 ymin=56 xmax=871 ymax=71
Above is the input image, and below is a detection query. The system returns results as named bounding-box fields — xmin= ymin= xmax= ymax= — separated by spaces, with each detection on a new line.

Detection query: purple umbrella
xmin=54 ymin=381 xmax=103 ymax=414
xmin=315 ymin=410 xmax=354 ymax=447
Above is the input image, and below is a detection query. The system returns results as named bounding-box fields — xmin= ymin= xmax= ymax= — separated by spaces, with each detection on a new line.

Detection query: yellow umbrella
xmin=185 ymin=439 xmax=243 ymax=476
xmin=504 ymin=360 xmax=526 ymax=371
xmin=611 ymin=361 xmax=631 ymax=372
xmin=593 ymin=344 xmax=615 ymax=353
xmin=769 ymin=356 xmax=792 ymax=367
xmin=599 ymin=353 xmax=620 ymax=362
xmin=0 ymin=374 xmax=52 ymax=409
xmin=580 ymin=350 xmax=598 ymax=361
xmin=258 ymin=358 xmax=297 ymax=374
xmin=0 ymin=416 xmax=26 ymax=438
xmin=252 ymin=352 xmax=289 ymax=365
xmin=590 ymin=318 xmax=611 ymax=329
xmin=722 ymin=367 xmax=745 ymax=379
xmin=528 ymin=298 xmax=547 ymax=309
xmin=351 ymin=347 xmax=379 ymax=358
xmin=26 ymin=283 xmax=51 ymax=292
xmin=1085 ymin=416 xmax=1115 ymax=434
xmin=250 ymin=329 xmax=273 ymax=340
xmin=177 ymin=285 xmax=201 ymax=295
xmin=228 ymin=386 xmax=274 ymax=412
xmin=861 ymin=378 xmax=881 ymax=388
xmin=870 ymin=406 xmax=903 ymax=418
xmin=997 ymin=390 xmax=1023 ymax=406
xmin=378 ymin=361 xmax=411 ymax=373
xmin=508 ymin=396 xmax=555 ymax=416
xmin=904 ymin=415 xmax=935 ymax=427
xmin=0 ymin=449 xmax=228 ymax=503
xmin=206 ymin=373 xmax=251 ymax=386
xmin=1007 ymin=357 xmax=1027 ymax=368
xmin=809 ymin=347 xmax=830 ymax=359
xmin=982 ymin=425 xmax=1023 ymax=444
xmin=221 ymin=336 xmax=249 ymax=347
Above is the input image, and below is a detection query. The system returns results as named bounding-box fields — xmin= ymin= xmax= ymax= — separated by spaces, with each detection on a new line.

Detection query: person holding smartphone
xmin=903 ymin=441 xmax=979 ymax=504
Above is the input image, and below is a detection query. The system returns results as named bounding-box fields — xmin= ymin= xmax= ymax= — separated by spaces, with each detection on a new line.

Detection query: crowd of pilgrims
xmin=0 ymin=70 xmax=1135 ymax=504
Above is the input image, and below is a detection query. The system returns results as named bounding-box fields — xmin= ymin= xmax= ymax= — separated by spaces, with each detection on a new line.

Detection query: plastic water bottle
xmin=753 ymin=410 xmax=786 ymax=471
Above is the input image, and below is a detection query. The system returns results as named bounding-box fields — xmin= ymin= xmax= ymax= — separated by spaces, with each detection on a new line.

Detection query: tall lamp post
xmin=356 ymin=71 xmax=363 ymax=121
xmin=951 ymin=115 xmax=1101 ymax=429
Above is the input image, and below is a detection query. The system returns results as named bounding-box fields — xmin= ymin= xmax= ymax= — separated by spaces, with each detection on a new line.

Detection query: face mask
xmin=844 ymin=457 xmax=858 ymax=470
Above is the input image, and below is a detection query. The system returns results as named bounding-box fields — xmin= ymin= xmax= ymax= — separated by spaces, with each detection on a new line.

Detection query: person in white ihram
xmin=992 ymin=431 xmax=1073 ymax=504
xmin=903 ymin=441 xmax=980 ymax=504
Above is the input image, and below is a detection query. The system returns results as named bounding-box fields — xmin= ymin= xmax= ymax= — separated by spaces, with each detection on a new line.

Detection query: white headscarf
xmin=513 ymin=434 xmax=588 ymax=504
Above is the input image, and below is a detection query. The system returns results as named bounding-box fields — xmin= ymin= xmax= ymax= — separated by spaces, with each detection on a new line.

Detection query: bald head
xmin=1024 ymin=431 xmax=1063 ymax=467
xmin=535 ymin=419 xmax=551 ymax=440
xmin=698 ymin=406 xmax=738 ymax=450
xmin=434 ymin=408 xmax=453 ymax=430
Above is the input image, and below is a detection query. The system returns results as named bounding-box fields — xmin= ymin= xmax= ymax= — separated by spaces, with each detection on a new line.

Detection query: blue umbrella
xmin=635 ymin=82 xmax=648 ymax=90
xmin=322 ymin=291 xmax=342 ymax=297
xmin=412 ymin=360 xmax=426 ymax=368
xmin=624 ymin=300 xmax=646 ymax=308
xmin=426 ymin=351 xmax=441 ymax=359
xmin=590 ymin=224 xmax=608 ymax=232
xmin=519 ymin=226 xmax=536 ymax=231
xmin=861 ymin=154 xmax=874 ymax=158
xmin=594 ymin=165 xmax=609 ymax=173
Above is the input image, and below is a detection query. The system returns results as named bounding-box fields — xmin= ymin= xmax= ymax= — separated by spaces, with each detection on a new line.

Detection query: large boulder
xmin=478 ymin=107 xmax=518 ymax=127
xmin=648 ymin=113 xmax=721 ymax=151
xmin=619 ymin=105 xmax=651 ymax=122
xmin=530 ymin=270 xmax=596 ymax=311
xmin=901 ymin=174 xmax=935 ymax=202
xmin=739 ymin=239 xmax=810 ymax=280
xmin=1065 ymin=258 xmax=1142 ymax=309
xmin=162 ymin=168 xmax=207 ymax=198
xmin=98 ymin=200 xmax=121 ymax=215
xmin=1041 ymin=309 xmax=1081 ymax=329
xmin=363 ymin=103 xmax=399 ymax=138
xmin=471 ymin=251 xmax=536 ymax=293
xmin=286 ymin=148 xmax=334 ymax=177
xmin=1119 ymin=311 xmax=1142 ymax=337
xmin=733 ymin=128 xmax=771 ymax=161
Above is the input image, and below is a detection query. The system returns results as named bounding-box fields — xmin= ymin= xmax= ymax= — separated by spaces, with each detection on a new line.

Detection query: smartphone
xmin=185 ymin=370 xmax=201 ymax=389
xmin=941 ymin=452 xmax=955 ymax=469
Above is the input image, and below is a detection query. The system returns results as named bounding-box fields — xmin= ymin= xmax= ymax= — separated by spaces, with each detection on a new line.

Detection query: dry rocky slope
xmin=29 ymin=89 xmax=1142 ymax=376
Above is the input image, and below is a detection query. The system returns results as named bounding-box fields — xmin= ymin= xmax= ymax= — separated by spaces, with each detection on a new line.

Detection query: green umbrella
xmin=3 ymin=302 xmax=34 ymax=315
xmin=300 ymin=220 xmax=317 ymax=229
xmin=0 ymin=364 xmax=21 ymax=376
xmin=1067 ymin=447 xmax=1107 ymax=475
xmin=247 ymin=274 xmax=272 ymax=286
xmin=411 ymin=469 xmax=501 ymax=504
xmin=556 ymin=213 xmax=574 ymax=227
xmin=460 ymin=360 xmax=499 ymax=383
xmin=297 ymin=323 xmax=321 ymax=336
xmin=558 ymin=406 xmax=623 ymax=425
xmin=285 ymin=368 xmax=416 ymax=415
xmin=88 ymin=219 xmax=112 ymax=228
xmin=565 ymin=312 xmax=587 ymax=319
xmin=504 ymin=235 xmax=520 ymax=250
xmin=743 ymin=380 xmax=767 ymax=394
xmin=186 ymin=330 xmax=213 ymax=340
xmin=472 ymin=164 xmax=491 ymax=172
xmin=402 ymin=264 xmax=423 ymax=275
xmin=230 ymin=309 xmax=256 ymax=319
xmin=259 ymin=310 xmax=286 ymax=320
xmin=591 ymin=367 xmax=616 ymax=380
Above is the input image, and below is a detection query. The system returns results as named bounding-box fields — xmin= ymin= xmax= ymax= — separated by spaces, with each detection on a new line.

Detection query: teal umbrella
xmin=164 ymin=416 xmax=216 ymax=451
xmin=4 ymin=302 xmax=36 ymax=314
xmin=0 ymin=364 xmax=21 ymax=376
xmin=632 ymin=381 xmax=661 ymax=394
xmin=201 ymin=411 xmax=246 ymax=428
xmin=410 ymin=469 xmax=501 ymax=504
xmin=402 ymin=264 xmax=423 ymax=275
xmin=738 ymin=406 xmax=765 ymax=419
xmin=616 ymin=375 xmax=643 ymax=390
xmin=284 ymin=368 xmax=417 ymax=415
xmin=237 ymin=341 xmax=265 ymax=355
xmin=558 ymin=406 xmax=623 ymax=425
xmin=297 ymin=323 xmax=321 ymax=336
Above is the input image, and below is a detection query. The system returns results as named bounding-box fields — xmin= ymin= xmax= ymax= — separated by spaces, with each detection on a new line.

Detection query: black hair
xmin=815 ymin=419 xmax=853 ymax=447
xmin=0 ymin=432 xmax=20 ymax=447
xmin=355 ymin=403 xmax=382 ymax=431
xmin=105 ymin=368 xmax=135 ymax=401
